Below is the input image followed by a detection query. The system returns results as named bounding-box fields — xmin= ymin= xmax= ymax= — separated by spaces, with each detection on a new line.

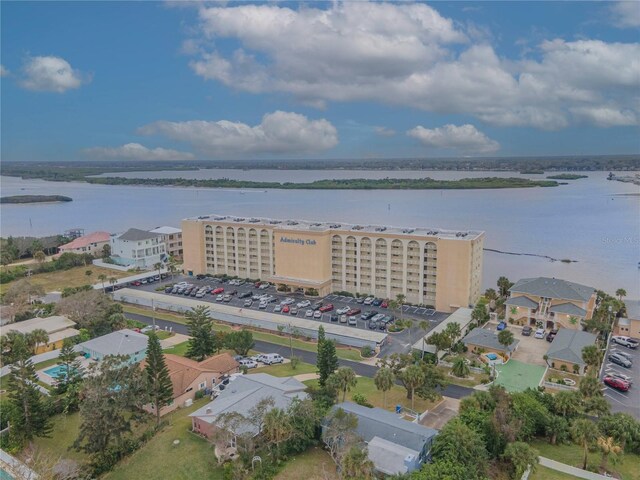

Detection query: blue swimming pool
xmin=486 ymin=353 xmax=498 ymax=360
xmin=0 ymin=467 xmax=15 ymax=480
xmin=43 ymin=364 xmax=74 ymax=379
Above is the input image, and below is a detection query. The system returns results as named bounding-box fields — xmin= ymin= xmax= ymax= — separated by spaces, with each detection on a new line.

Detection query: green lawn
xmin=529 ymin=465 xmax=580 ymax=480
xmin=253 ymin=361 xmax=317 ymax=377
xmin=275 ymin=447 xmax=338 ymax=480
xmin=33 ymin=357 xmax=62 ymax=371
xmin=124 ymin=305 xmax=363 ymax=361
xmin=32 ymin=412 xmax=88 ymax=462
xmin=494 ymin=360 xmax=546 ymax=392
xmin=531 ymin=440 xmax=640 ymax=480
xmin=163 ymin=341 xmax=190 ymax=356
xmin=304 ymin=376 xmax=440 ymax=414
xmin=105 ymin=399 xmax=223 ymax=480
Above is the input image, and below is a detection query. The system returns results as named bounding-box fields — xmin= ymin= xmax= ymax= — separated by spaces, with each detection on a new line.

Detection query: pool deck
xmin=494 ymin=359 xmax=547 ymax=392
xmin=36 ymin=356 xmax=93 ymax=386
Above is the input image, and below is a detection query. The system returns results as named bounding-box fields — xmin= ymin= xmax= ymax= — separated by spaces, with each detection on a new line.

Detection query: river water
xmin=1 ymin=170 xmax=638 ymax=297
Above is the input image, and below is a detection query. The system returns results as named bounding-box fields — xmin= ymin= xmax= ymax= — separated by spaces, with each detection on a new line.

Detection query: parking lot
xmin=129 ymin=275 xmax=449 ymax=355
xmin=601 ymin=338 xmax=639 ymax=419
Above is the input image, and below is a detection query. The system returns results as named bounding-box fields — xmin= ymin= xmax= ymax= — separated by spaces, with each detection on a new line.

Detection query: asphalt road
xmin=600 ymin=337 xmax=640 ymax=419
xmin=126 ymin=311 xmax=474 ymax=400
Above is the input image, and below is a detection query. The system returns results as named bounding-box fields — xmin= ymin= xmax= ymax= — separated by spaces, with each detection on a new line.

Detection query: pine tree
xmin=7 ymin=335 xmax=51 ymax=445
xmin=56 ymin=338 xmax=83 ymax=395
xmin=317 ymin=325 xmax=327 ymax=387
xmin=318 ymin=337 xmax=339 ymax=388
xmin=185 ymin=306 xmax=215 ymax=361
xmin=145 ymin=332 xmax=174 ymax=426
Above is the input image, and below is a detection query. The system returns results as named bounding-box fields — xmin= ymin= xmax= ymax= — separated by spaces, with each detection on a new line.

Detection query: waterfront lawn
xmin=530 ymin=440 xmax=640 ymax=480
xmin=0 ymin=265 xmax=130 ymax=295
xmin=276 ymin=447 xmax=338 ymax=480
xmin=304 ymin=376 xmax=440 ymax=414
xmin=254 ymin=361 xmax=317 ymax=377
xmin=105 ymin=399 xmax=223 ymax=480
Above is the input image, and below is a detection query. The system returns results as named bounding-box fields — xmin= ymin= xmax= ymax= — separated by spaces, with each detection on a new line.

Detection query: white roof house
xmin=77 ymin=329 xmax=148 ymax=364
xmin=150 ymin=226 xmax=181 ymax=235
xmin=412 ymin=307 xmax=473 ymax=355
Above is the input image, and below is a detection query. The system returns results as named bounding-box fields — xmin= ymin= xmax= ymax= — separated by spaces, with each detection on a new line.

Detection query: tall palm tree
xmin=497 ymin=276 xmax=513 ymax=298
xmin=395 ymin=294 xmax=406 ymax=321
xmin=374 ymin=367 xmax=395 ymax=408
xmin=615 ymin=289 xmax=626 ymax=302
xmin=581 ymin=345 xmax=601 ymax=376
xmin=418 ymin=320 xmax=428 ymax=359
xmin=571 ymin=419 xmax=598 ymax=470
xmin=109 ymin=277 xmax=118 ymax=295
xmin=98 ymin=274 xmax=107 ymax=293
xmin=331 ymin=367 xmax=358 ymax=402
xmin=597 ymin=436 xmax=622 ymax=472
xmin=27 ymin=329 xmax=49 ymax=353
xmin=154 ymin=262 xmax=163 ymax=279
xmin=401 ymin=364 xmax=425 ymax=411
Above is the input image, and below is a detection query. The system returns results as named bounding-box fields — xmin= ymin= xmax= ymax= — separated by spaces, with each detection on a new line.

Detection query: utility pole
xmin=288 ymin=323 xmax=293 ymax=359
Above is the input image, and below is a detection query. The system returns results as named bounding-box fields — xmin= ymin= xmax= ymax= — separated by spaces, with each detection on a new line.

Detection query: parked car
xmin=381 ymin=300 xmax=389 ymax=308
xmin=259 ymin=301 xmax=267 ymax=309
xmin=252 ymin=294 xmax=263 ymax=301
xmin=363 ymin=296 xmax=375 ymax=305
xmin=522 ymin=326 xmax=532 ymax=336
xmin=608 ymin=371 xmax=633 ymax=384
xmin=546 ymin=328 xmax=559 ymax=342
xmin=216 ymin=294 xmax=224 ymax=302
xmin=238 ymin=358 xmax=258 ymax=369
xmin=496 ymin=321 xmax=507 ymax=331
xmin=164 ymin=286 xmax=173 ymax=293
xmin=243 ymin=299 xmax=253 ymax=307
xmin=260 ymin=353 xmax=284 ymax=365
xmin=616 ymin=351 xmax=634 ymax=362
xmin=312 ymin=301 xmax=324 ymax=311
xmin=313 ymin=310 xmax=322 ymax=319
xmin=612 ymin=336 xmax=639 ymax=349
xmin=213 ymin=287 xmax=224 ymax=294
xmin=319 ymin=304 xmax=334 ymax=313
xmin=336 ymin=306 xmax=350 ymax=315
xmin=368 ymin=321 xmax=378 ymax=330
xmin=223 ymin=294 xmax=232 ymax=302
xmin=305 ymin=309 xmax=314 ymax=317
xmin=348 ymin=316 xmax=357 ymax=326
xmin=339 ymin=315 xmax=348 ymax=324
xmin=282 ymin=305 xmax=290 ymax=314
xmin=372 ymin=298 xmax=382 ymax=306
xmin=371 ymin=313 xmax=385 ymax=323
xmin=347 ymin=308 xmax=361 ymax=316
xmin=258 ymin=283 xmax=270 ymax=290
xmin=281 ymin=298 xmax=295 ymax=306
xmin=609 ymin=353 xmax=632 ymax=368
xmin=297 ymin=300 xmax=311 ymax=308
xmin=238 ymin=291 xmax=252 ymax=299
xmin=534 ymin=328 xmax=546 ymax=339
xmin=290 ymin=307 xmax=298 ymax=315
xmin=273 ymin=304 xmax=282 ymax=313
xmin=330 ymin=314 xmax=339 ymax=322
xmin=361 ymin=311 xmax=377 ymax=321
xmin=356 ymin=297 xmax=365 ymax=304
xmin=604 ymin=375 xmax=630 ymax=392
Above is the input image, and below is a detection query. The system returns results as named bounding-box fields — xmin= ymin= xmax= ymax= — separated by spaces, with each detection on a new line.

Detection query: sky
xmin=1 ymin=1 xmax=639 ymax=162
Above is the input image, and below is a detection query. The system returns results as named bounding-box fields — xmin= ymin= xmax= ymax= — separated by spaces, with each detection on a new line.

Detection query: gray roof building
xmin=77 ymin=329 xmax=148 ymax=358
xmin=328 ymin=402 xmax=438 ymax=476
xmin=546 ymin=329 xmax=597 ymax=366
xmin=117 ymin=228 xmax=162 ymax=242
xmin=462 ymin=328 xmax=520 ymax=353
xmin=625 ymin=300 xmax=640 ymax=321
xmin=549 ymin=302 xmax=587 ymax=317
xmin=190 ymin=373 xmax=308 ymax=436
xmin=509 ymin=277 xmax=595 ymax=303
xmin=505 ymin=296 xmax=539 ymax=309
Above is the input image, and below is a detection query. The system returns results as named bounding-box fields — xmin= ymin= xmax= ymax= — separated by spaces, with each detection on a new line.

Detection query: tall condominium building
xmin=182 ymin=215 xmax=484 ymax=312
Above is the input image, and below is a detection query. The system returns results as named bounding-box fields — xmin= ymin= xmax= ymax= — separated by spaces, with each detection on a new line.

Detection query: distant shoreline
xmin=0 ymin=195 xmax=73 ymax=204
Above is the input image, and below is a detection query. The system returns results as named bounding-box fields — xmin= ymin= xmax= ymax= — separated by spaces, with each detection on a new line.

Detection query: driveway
xmin=601 ymin=338 xmax=640 ymax=419
xmin=508 ymin=324 xmax=549 ymax=367
xmin=420 ymin=397 xmax=460 ymax=430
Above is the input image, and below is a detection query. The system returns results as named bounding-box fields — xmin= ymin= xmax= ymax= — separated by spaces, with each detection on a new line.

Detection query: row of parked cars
xmin=234 ymin=353 xmax=284 ymax=369
xmin=603 ymin=336 xmax=637 ymax=392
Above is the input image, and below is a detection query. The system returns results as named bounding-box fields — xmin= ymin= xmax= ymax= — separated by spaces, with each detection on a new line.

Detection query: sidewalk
xmin=538 ymin=457 xmax=611 ymax=480
xmin=160 ymin=333 xmax=190 ymax=348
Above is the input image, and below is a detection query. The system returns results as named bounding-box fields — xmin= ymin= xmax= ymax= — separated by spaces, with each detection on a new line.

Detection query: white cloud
xmin=570 ymin=106 xmax=638 ymax=127
xmin=20 ymin=56 xmax=89 ymax=92
xmin=374 ymin=126 xmax=396 ymax=137
xmin=407 ymin=124 xmax=500 ymax=154
xmin=0 ymin=65 xmax=9 ymax=77
xmin=186 ymin=3 xmax=640 ymax=130
xmin=610 ymin=1 xmax=640 ymax=28
xmin=138 ymin=111 xmax=338 ymax=156
xmin=84 ymin=143 xmax=195 ymax=161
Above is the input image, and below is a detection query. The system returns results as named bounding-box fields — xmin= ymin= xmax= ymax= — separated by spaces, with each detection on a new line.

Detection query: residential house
xmin=615 ymin=299 xmax=640 ymax=338
xmin=141 ymin=353 xmax=239 ymax=417
xmin=506 ymin=277 xmax=597 ymax=330
xmin=412 ymin=307 xmax=473 ymax=357
xmin=110 ymin=228 xmax=167 ymax=269
xmin=58 ymin=231 xmax=111 ymax=256
xmin=77 ymin=328 xmax=148 ymax=364
xmin=462 ymin=327 xmax=520 ymax=358
xmin=150 ymin=226 xmax=183 ymax=260
xmin=325 ymin=402 xmax=438 ymax=476
xmin=190 ymin=373 xmax=308 ymax=440
xmin=546 ymin=329 xmax=597 ymax=375
xmin=2 ymin=315 xmax=79 ymax=354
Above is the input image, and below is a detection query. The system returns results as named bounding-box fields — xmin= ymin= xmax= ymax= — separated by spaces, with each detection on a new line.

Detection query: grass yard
xmin=31 ymin=412 xmax=88 ymax=463
xmin=105 ymin=399 xmax=223 ymax=480
xmin=531 ymin=440 xmax=640 ymax=480
xmin=275 ymin=447 xmax=337 ymax=480
xmin=437 ymin=367 xmax=490 ymax=388
xmin=304 ymin=376 xmax=440 ymax=414
xmin=494 ymin=360 xmax=546 ymax=392
xmin=253 ymin=361 xmax=317 ymax=377
xmin=145 ymin=330 xmax=173 ymax=340
xmin=0 ymin=265 xmax=130 ymax=295
xmin=124 ymin=305 xmax=363 ymax=361
xmin=529 ymin=466 xmax=580 ymax=480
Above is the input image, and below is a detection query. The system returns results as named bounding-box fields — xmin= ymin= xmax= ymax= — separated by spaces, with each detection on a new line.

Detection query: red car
xmin=347 ymin=308 xmax=361 ymax=316
xmin=212 ymin=287 xmax=224 ymax=295
xmin=131 ymin=281 xmax=142 ymax=286
xmin=282 ymin=305 xmax=290 ymax=313
xmin=604 ymin=376 xmax=630 ymax=392
xmin=319 ymin=304 xmax=334 ymax=313
xmin=381 ymin=300 xmax=389 ymax=308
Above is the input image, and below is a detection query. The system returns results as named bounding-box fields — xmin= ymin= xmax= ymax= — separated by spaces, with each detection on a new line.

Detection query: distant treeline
xmin=0 ymin=195 xmax=72 ymax=204
xmin=86 ymin=176 xmax=560 ymax=189
xmin=1 ymin=155 xmax=638 ymax=182
xmin=546 ymin=174 xmax=589 ymax=180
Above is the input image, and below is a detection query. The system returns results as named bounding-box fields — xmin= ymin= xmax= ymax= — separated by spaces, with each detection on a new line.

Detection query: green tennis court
xmin=494 ymin=360 xmax=546 ymax=392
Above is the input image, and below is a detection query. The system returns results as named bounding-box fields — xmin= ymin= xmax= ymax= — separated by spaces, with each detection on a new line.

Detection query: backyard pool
xmin=0 ymin=468 xmax=15 ymax=480
xmin=486 ymin=353 xmax=498 ymax=361
xmin=43 ymin=364 xmax=74 ymax=379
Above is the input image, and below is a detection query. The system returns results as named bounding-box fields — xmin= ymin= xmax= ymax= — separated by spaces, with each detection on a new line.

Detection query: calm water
xmin=1 ymin=170 xmax=638 ymax=297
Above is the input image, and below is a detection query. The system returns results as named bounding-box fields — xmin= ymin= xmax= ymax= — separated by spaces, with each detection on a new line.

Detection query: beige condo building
xmin=182 ymin=215 xmax=484 ymax=312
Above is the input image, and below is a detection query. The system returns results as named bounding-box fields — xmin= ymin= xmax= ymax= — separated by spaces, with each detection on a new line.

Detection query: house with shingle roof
xmin=615 ymin=299 xmax=640 ymax=340
xmin=58 ymin=231 xmax=110 ymax=256
xmin=140 ymin=353 xmax=239 ymax=416
xmin=324 ymin=402 xmax=438 ymax=476
xmin=546 ymin=329 xmax=597 ymax=375
xmin=506 ymin=277 xmax=597 ymax=330
xmin=462 ymin=327 xmax=519 ymax=357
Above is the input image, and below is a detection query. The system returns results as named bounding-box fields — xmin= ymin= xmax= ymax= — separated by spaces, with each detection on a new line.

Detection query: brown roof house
xmin=141 ymin=353 xmax=239 ymax=417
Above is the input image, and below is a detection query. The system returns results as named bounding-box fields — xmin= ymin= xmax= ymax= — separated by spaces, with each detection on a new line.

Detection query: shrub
xmin=352 ymin=393 xmax=373 ymax=408
xmin=305 ymin=288 xmax=319 ymax=296
xmin=572 ymin=364 xmax=580 ymax=374
xmin=333 ymin=291 xmax=354 ymax=297
xmin=560 ymin=364 xmax=568 ymax=372
xmin=360 ymin=345 xmax=374 ymax=358
xmin=195 ymin=390 xmax=205 ymax=400
xmin=290 ymin=355 xmax=301 ymax=370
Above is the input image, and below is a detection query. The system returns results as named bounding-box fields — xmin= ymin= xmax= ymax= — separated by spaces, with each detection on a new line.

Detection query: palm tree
xmin=109 ymin=277 xmax=118 ymax=294
xmin=154 ymin=262 xmax=163 ymax=279
xmin=553 ymin=391 xmax=581 ymax=418
xmin=598 ymin=436 xmax=622 ymax=472
xmin=374 ymin=367 xmax=395 ymax=409
xmin=262 ymin=408 xmax=294 ymax=459
xmin=395 ymin=294 xmax=406 ymax=321
xmin=498 ymin=330 xmax=515 ymax=350
xmin=167 ymin=256 xmax=178 ymax=279
xmin=581 ymin=345 xmax=601 ymax=376
xmin=400 ymin=364 xmax=425 ymax=411
xmin=571 ymin=418 xmax=598 ymax=470
xmin=615 ymin=289 xmax=626 ymax=302
xmin=444 ymin=322 xmax=462 ymax=353
xmin=452 ymin=356 xmax=470 ymax=378
xmin=85 ymin=269 xmax=93 ymax=282
xmin=330 ymin=367 xmax=358 ymax=402
xmin=98 ymin=274 xmax=107 ymax=293
xmin=497 ymin=276 xmax=513 ymax=298
xmin=27 ymin=329 xmax=49 ymax=353
xmin=418 ymin=320 xmax=429 ymax=359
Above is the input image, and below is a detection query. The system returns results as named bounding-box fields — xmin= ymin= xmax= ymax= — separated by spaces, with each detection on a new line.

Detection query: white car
xmin=297 ymin=300 xmax=311 ymax=308
xmin=313 ymin=310 xmax=322 ymax=319
xmin=363 ymin=296 xmax=375 ymax=305
xmin=258 ymin=283 xmax=270 ymax=290
xmin=612 ymin=336 xmax=639 ymax=349
xmin=281 ymin=298 xmax=295 ymax=306
xmin=238 ymin=358 xmax=257 ymax=369
xmin=216 ymin=294 xmax=224 ymax=302
xmin=305 ymin=309 xmax=314 ymax=317
xmin=534 ymin=328 xmax=546 ymax=339
xmin=273 ymin=304 xmax=282 ymax=313
xmin=259 ymin=301 xmax=268 ymax=309
xmin=336 ymin=306 xmax=350 ymax=315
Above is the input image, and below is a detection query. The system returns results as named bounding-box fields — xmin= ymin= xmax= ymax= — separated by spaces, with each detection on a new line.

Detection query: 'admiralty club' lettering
xmin=280 ymin=236 xmax=316 ymax=245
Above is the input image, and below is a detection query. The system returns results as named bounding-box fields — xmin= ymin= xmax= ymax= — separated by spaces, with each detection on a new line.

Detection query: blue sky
xmin=2 ymin=1 xmax=639 ymax=162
